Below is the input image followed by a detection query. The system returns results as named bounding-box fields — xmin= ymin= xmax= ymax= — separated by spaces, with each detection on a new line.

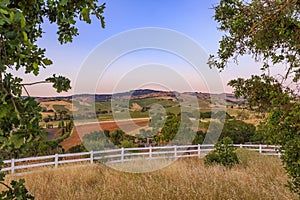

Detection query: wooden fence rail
xmin=1 ymin=144 xmax=281 ymax=174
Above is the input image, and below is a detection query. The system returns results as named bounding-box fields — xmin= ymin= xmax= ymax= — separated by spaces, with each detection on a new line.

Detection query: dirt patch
xmin=243 ymin=118 xmax=262 ymax=126
xmin=41 ymin=112 xmax=55 ymax=119
xmin=60 ymin=119 xmax=149 ymax=150
xmin=78 ymin=101 xmax=91 ymax=106
xmin=45 ymin=128 xmax=60 ymax=140
xmin=130 ymin=103 xmax=143 ymax=111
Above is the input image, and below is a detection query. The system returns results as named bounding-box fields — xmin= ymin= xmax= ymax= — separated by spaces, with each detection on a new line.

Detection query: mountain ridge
xmin=33 ymin=89 xmax=240 ymax=104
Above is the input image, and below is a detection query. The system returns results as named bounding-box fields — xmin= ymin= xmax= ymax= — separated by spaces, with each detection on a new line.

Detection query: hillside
xmin=38 ymin=89 xmax=242 ymax=122
xmin=34 ymin=89 xmax=241 ymax=104
xmin=37 ymin=89 xmax=250 ymax=151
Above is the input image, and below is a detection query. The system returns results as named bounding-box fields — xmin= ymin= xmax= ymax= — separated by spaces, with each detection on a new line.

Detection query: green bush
xmin=119 ymin=140 xmax=137 ymax=148
xmin=204 ymin=137 xmax=239 ymax=168
xmin=68 ymin=144 xmax=88 ymax=153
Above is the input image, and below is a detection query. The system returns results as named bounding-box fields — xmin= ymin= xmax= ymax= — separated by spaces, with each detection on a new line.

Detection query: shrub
xmin=68 ymin=144 xmax=88 ymax=153
xmin=204 ymin=137 xmax=239 ymax=168
xmin=119 ymin=140 xmax=138 ymax=148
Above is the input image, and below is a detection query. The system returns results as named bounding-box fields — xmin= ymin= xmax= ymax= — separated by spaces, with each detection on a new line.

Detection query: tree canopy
xmin=211 ymin=0 xmax=300 ymax=195
xmin=0 ymin=0 xmax=105 ymax=158
xmin=209 ymin=0 xmax=300 ymax=83
xmin=0 ymin=0 xmax=106 ymax=199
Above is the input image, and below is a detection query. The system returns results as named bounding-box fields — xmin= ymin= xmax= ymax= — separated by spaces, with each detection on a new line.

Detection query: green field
xmin=53 ymin=105 xmax=70 ymax=113
xmin=41 ymin=97 xmax=254 ymax=124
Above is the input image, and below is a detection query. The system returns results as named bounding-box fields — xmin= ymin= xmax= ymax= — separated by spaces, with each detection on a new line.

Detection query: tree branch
xmin=249 ymin=0 xmax=290 ymax=34
xmin=21 ymin=80 xmax=50 ymax=97
xmin=21 ymin=81 xmax=49 ymax=86
xmin=22 ymin=85 xmax=30 ymax=97
xmin=0 ymin=180 xmax=12 ymax=190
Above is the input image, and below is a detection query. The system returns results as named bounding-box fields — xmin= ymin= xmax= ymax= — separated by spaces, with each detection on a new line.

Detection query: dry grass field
xmin=2 ymin=149 xmax=297 ymax=200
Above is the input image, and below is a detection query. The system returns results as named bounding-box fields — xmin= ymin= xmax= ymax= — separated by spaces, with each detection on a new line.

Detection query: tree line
xmin=70 ymin=112 xmax=258 ymax=153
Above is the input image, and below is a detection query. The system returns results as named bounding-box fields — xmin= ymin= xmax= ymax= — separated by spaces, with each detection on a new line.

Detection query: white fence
xmin=1 ymin=144 xmax=281 ymax=174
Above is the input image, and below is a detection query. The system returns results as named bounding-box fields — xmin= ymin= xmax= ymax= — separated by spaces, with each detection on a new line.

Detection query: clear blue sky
xmin=13 ymin=0 xmax=262 ymax=96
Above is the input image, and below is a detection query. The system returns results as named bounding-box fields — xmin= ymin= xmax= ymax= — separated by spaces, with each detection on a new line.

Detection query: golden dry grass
xmin=2 ymin=149 xmax=297 ymax=200
xmin=40 ymin=101 xmax=77 ymax=112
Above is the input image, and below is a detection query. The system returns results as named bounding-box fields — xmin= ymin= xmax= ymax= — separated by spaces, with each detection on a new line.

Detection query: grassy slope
xmin=41 ymin=98 xmax=262 ymax=127
xmin=3 ymin=149 xmax=296 ymax=200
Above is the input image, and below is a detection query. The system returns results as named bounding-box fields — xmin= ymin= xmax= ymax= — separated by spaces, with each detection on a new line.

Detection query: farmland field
xmin=60 ymin=118 xmax=150 ymax=150
xmin=39 ymin=93 xmax=261 ymax=150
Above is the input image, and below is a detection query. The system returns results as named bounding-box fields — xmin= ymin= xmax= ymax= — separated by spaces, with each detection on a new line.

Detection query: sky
xmin=13 ymin=0 xmax=264 ymax=96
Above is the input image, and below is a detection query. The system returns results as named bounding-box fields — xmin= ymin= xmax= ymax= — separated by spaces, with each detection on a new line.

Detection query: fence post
xmin=149 ymin=145 xmax=152 ymax=159
xmin=239 ymin=144 xmax=243 ymax=148
xmin=90 ymin=151 xmax=94 ymax=164
xmin=55 ymin=153 xmax=58 ymax=168
xmin=121 ymin=148 xmax=124 ymax=162
xmin=198 ymin=144 xmax=201 ymax=158
xmin=174 ymin=145 xmax=177 ymax=158
xmin=278 ymin=152 xmax=281 ymax=158
xmin=259 ymin=144 xmax=262 ymax=154
xmin=11 ymin=158 xmax=15 ymax=174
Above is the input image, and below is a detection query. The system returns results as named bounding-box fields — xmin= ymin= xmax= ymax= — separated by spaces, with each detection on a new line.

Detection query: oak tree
xmin=210 ymin=0 xmax=299 ymax=195
xmin=0 ymin=0 xmax=106 ymax=199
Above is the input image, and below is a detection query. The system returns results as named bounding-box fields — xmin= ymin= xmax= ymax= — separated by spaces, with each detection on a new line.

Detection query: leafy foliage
xmin=198 ymin=120 xmax=256 ymax=144
xmin=45 ymin=75 xmax=72 ymax=93
xmin=211 ymin=0 xmax=300 ymax=195
xmin=0 ymin=0 xmax=106 ymax=156
xmin=229 ymin=75 xmax=300 ymax=195
xmin=159 ymin=112 xmax=194 ymax=144
xmin=119 ymin=140 xmax=138 ymax=148
xmin=0 ymin=0 xmax=106 ymax=198
xmin=109 ymin=129 xmax=126 ymax=146
xmin=221 ymin=120 xmax=256 ymax=144
xmin=0 ymin=179 xmax=34 ymax=199
xmin=204 ymin=137 xmax=240 ymax=168
xmin=82 ymin=131 xmax=113 ymax=151
xmin=0 ymin=161 xmax=34 ymax=200
xmin=192 ymin=130 xmax=205 ymax=145
xmin=68 ymin=144 xmax=88 ymax=153
xmin=160 ymin=113 xmax=181 ymax=142
xmin=228 ymin=75 xmax=292 ymax=112
xmin=258 ymin=102 xmax=300 ymax=194
xmin=209 ymin=0 xmax=300 ymax=82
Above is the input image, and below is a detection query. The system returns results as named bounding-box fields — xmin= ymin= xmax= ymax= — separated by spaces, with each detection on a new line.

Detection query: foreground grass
xmin=2 ymin=149 xmax=297 ymax=200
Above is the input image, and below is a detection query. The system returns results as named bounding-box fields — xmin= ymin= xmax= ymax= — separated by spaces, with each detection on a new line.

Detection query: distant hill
xmin=34 ymin=89 xmax=241 ymax=105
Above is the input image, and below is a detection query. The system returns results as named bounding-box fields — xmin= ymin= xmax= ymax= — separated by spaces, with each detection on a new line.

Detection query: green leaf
xmin=60 ymin=0 xmax=69 ymax=6
xmin=42 ymin=58 xmax=53 ymax=66
xmin=5 ymin=31 xmax=16 ymax=39
xmin=22 ymin=31 xmax=28 ymax=41
xmin=32 ymin=62 xmax=39 ymax=75
xmin=32 ymin=62 xmax=38 ymax=70
xmin=9 ymin=11 xmax=14 ymax=21
xmin=1 ymin=94 xmax=7 ymax=105
xmin=10 ymin=135 xmax=24 ymax=148
xmin=0 ymin=8 xmax=8 ymax=15
xmin=81 ymin=8 xmax=91 ymax=23
xmin=20 ymin=13 xmax=26 ymax=28
xmin=0 ymin=0 xmax=9 ymax=7
xmin=0 ymin=19 xmax=5 ymax=25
